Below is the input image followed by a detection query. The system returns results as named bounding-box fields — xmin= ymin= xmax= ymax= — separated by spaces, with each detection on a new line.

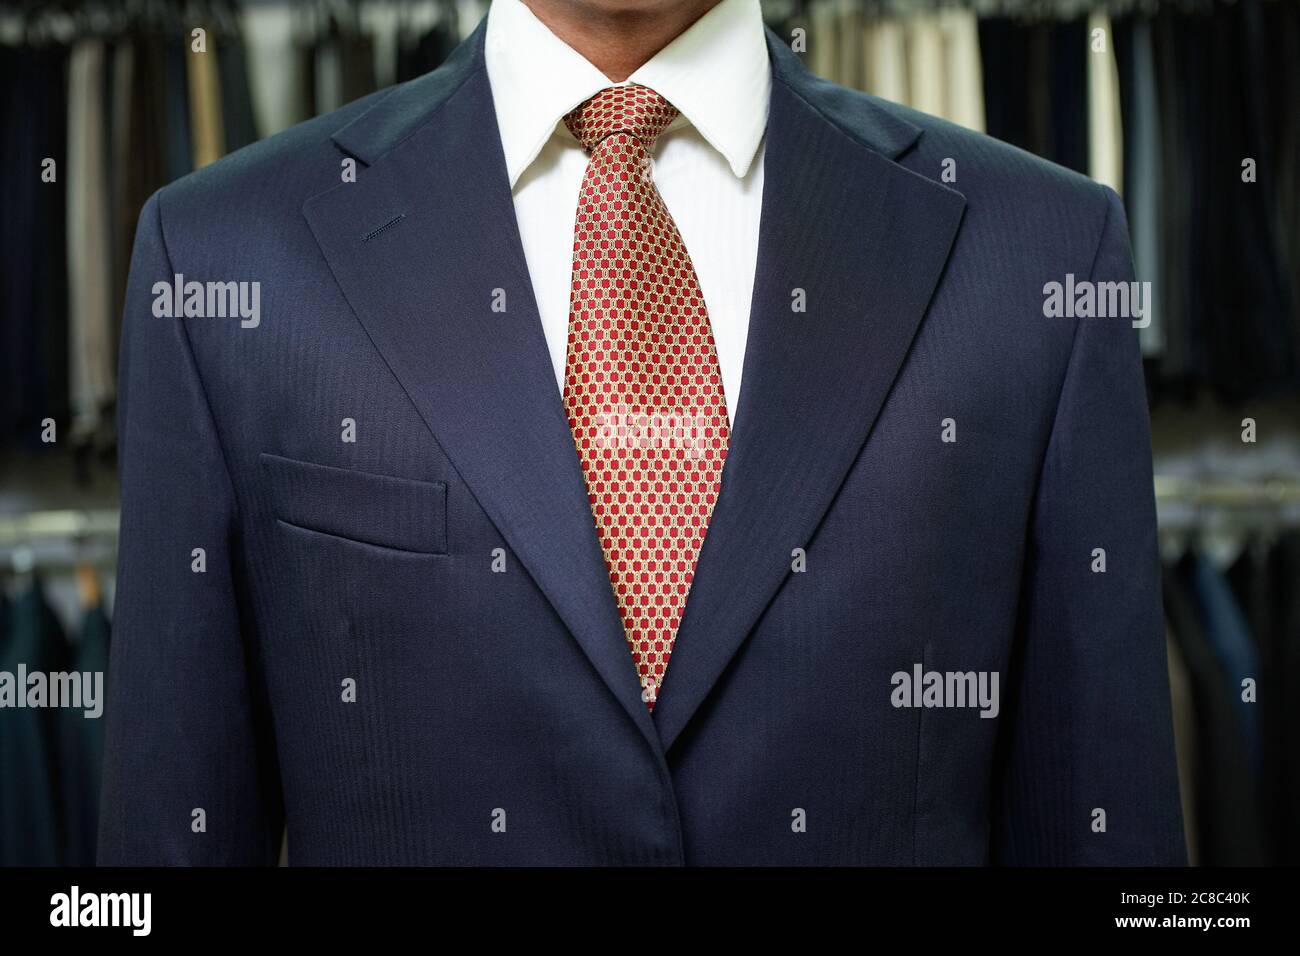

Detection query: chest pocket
xmin=260 ymin=452 xmax=448 ymax=555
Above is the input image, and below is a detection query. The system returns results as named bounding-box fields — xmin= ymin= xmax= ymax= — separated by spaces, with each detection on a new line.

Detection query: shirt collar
xmin=485 ymin=0 xmax=770 ymax=187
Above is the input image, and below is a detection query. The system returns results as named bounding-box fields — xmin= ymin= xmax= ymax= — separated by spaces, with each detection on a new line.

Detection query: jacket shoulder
xmin=795 ymin=67 xmax=1107 ymax=208
xmin=828 ymin=84 xmax=1116 ymax=267
xmin=891 ymin=99 xmax=1107 ymax=209
xmin=151 ymin=88 xmax=390 ymax=238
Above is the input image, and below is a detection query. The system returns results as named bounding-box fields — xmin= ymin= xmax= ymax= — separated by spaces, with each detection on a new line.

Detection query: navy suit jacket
xmin=99 ymin=24 xmax=1186 ymax=865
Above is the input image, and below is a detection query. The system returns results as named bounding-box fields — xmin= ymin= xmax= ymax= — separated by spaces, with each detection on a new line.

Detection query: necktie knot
xmin=563 ymin=84 xmax=679 ymax=152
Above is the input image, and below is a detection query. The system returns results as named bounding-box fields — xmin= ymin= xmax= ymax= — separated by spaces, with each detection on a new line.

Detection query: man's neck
xmin=521 ymin=0 xmax=722 ymax=81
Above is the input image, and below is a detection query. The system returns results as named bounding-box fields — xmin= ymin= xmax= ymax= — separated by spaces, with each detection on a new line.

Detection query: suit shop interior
xmin=1 ymin=0 xmax=1297 ymax=867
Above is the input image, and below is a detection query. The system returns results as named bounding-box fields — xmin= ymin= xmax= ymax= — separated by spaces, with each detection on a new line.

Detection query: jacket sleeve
xmin=992 ymin=187 xmax=1186 ymax=865
xmin=98 ymin=191 xmax=283 ymax=865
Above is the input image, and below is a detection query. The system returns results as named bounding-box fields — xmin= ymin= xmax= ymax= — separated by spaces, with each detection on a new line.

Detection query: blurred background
xmin=0 ymin=0 xmax=1297 ymax=866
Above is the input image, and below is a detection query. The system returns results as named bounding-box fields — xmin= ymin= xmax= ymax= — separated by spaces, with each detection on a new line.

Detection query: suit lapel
xmin=652 ymin=37 xmax=968 ymax=751
xmin=302 ymin=26 xmax=660 ymax=753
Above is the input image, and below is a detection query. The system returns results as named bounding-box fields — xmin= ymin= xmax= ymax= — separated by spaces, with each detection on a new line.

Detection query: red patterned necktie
xmin=562 ymin=85 xmax=730 ymax=711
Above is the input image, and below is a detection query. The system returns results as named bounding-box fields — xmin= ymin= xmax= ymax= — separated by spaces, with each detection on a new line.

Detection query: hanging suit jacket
xmin=1 ymin=582 xmax=68 ymax=866
xmin=99 ymin=23 xmax=1185 ymax=866
xmin=60 ymin=603 xmax=112 ymax=867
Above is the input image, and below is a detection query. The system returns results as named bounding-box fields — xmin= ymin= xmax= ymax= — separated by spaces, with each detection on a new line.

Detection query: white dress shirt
xmin=484 ymin=0 xmax=771 ymax=425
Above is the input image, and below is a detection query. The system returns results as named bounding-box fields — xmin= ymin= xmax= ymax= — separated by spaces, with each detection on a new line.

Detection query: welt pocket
xmin=259 ymin=452 xmax=447 ymax=555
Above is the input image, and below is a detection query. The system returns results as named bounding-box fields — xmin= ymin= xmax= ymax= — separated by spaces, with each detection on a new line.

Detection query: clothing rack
xmin=0 ymin=0 xmax=1241 ymax=25
xmin=2 ymin=478 xmax=1299 ymax=565
xmin=1155 ymin=477 xmax=1300 ymax=531
xmin=1154 ymin=476 xmax=1300 ymax=508
xmin=0 ymin=509 xmax=120 ymax=571
xmin=769 ymin=0 xmax=1225 ymax=19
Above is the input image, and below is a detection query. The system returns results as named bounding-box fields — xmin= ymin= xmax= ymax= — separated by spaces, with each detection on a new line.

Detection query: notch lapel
xmin=653 ymin=39 xmax=968 ymax=752
xmin=301 ymin=28 xmax=660 ymax=754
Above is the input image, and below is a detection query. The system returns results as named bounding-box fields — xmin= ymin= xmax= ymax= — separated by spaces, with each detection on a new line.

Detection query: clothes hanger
xmin=1195 ymin=509 xmax=1250 ymax=571
xmin=75 ymin=561 xmax=102 ymax=612
xmin=1159 ymin=522 xmax=1193 ymax=564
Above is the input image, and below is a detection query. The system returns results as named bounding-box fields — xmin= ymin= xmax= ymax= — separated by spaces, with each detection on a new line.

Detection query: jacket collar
xmin=331 ymin=20 xmax=924 ymax=168
xmin=485 ymin=0 xmax=771 ymax=186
